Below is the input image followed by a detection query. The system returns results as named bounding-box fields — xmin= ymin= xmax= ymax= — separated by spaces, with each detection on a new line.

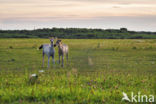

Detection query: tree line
xmin=0 ymin=28 xmax=156 ymax=39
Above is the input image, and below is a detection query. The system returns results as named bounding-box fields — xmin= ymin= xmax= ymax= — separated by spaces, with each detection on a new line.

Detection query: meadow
xmin=0 ymin=39 xmax=156 ymax=104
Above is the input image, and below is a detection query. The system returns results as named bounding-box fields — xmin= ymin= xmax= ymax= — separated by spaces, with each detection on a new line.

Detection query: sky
xmin=0 ymin=0 xmax=156 ymax=31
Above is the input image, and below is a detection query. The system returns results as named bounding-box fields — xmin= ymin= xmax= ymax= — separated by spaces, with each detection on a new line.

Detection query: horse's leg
xmin=42 ymin=52 xmax=44 ymax=67
xmin=61 ymin=54 xmax=64 ymax=67
xmin=47 ymin=56 xmax=50 ymax=69
xmin=52 ymin=55 xmax=55 ymax=64
xmin=66 ymin=53 xmax=68 ymax=62
xmin=59 ymin=55 xmax=60 ymax=64
xmin=51 ymin=55 xmax=55 ymax=68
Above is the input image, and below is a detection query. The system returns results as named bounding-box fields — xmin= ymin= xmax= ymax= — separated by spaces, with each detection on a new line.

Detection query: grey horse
xmin=54 ymin=39 xmax=68 ymax=67
xmin=39 ymin=38 xmax=55 ymax=68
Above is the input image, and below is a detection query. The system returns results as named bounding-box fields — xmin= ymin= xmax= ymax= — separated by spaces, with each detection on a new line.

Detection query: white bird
xmin=29 ymin=73 xmax=38 ymax=84
xmin=31 ymin=74 xmax=37 ymax=77
xmin=122 ymin=92 xmax=131 ymax=102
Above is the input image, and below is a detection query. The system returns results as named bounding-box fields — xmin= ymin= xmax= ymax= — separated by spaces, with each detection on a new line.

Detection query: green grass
xmin=0 ymin=39 xmax=156 ymax=104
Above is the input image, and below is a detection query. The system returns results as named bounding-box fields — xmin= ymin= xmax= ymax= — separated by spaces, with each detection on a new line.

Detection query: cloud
xmin=1 ymin=15 xmax=156 ymax=31
xmin=112 ymin=6 xmax=121 ymax=8
xmin=0 ymin=0 xmax=156 ymax=31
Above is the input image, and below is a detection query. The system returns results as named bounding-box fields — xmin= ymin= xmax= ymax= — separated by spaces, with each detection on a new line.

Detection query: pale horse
xmin=39 ymin=38 xmax=55 ymax=68
xmin=54 ymin=39 xmax=68 ymax=67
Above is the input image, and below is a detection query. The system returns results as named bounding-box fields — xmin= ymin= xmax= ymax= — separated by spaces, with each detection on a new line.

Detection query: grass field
xmin=0 ymin=39 xmax=156 ymax=104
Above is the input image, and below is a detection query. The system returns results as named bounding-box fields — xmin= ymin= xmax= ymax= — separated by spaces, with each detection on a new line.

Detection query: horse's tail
xmin=39 ymin=45 xmax=43 ymax=49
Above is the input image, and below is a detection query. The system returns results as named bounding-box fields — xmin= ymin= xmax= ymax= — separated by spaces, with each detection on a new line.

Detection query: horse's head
xmin=54 ymin=40 xmax=61 ymax=47
xmin=49 ymin=38 xmax=54 ymax=45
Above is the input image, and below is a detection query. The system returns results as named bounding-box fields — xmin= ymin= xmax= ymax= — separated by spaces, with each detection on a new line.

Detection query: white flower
xmin=39 ymin=70 xmax=44 ymax=73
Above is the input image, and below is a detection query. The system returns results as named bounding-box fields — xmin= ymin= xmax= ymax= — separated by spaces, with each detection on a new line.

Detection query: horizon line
xmin=1 ymin=27 xmax=156 ymax=33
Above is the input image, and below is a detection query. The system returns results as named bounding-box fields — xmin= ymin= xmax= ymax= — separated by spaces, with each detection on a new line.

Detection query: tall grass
xmin=0 ymin=39 xmax=155 ymax=103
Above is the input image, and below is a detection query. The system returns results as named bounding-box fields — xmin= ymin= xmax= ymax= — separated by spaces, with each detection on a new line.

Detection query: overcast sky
xmin=0 ymin=0 xmax=156 ymax=31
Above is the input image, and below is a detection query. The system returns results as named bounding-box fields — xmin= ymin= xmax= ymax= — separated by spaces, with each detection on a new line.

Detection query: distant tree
xmin=120 ymin=28 xmax=128 ymax=32
xmin=0 ymin=27 xmax=156 ymax=39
